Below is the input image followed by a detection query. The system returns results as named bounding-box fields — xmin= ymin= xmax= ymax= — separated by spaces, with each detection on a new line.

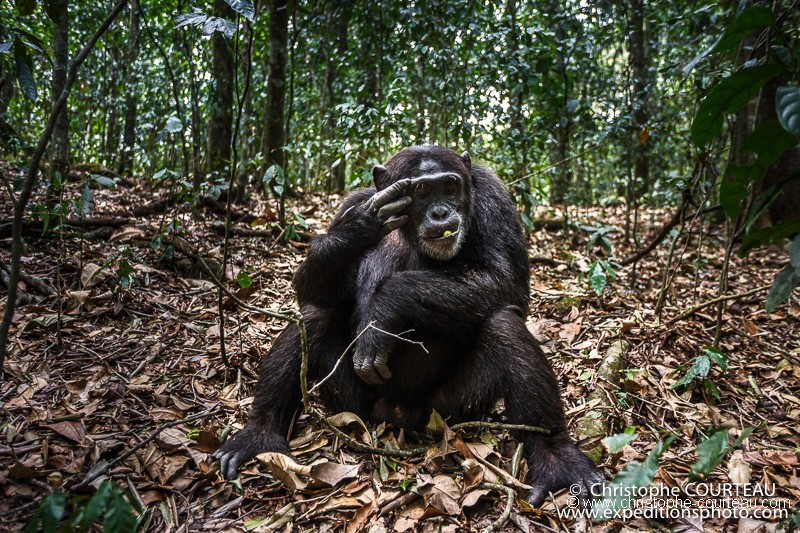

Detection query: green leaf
xmin=711 ymin=7 xmax=775 ymax=54
xmin=790 ymin=235 xmax=800 ymax=269
xmin=703 ymin=378 xmax=722 ymax=401
xmin=79 ymin=481 xmax=113 ymax=531
xmin=602 ymin=429 xmax=637 ymax=454
xmin=719 ymin=165 xmax=754 ymax=219
xmin=236 ymin=271 xmax=252 ymax=288
xmin=689 ymin=427 xmax=754 ymax=480
xmin=741 ymin=119 xmax=799 ymax=170
xmin=690 ymin=430 xmax=729 ymax=480
xmin=591 ymin=436 xmax=675 ymax=521
xmin=691 ymin=64 xmax=782 ymax=147
xmin=103 ymin=490 xmax=137 ymax=533
xmin=14 ymin=43 xmax=37 ymax=101
xmin=166 ymin=116 xmax=183 ymax=133
xmin=702 ymin=346 xmax=728 ymax=372
xmin=776 ymin=85 xmax=800 ymax=136
xmin=223 ymin=0 xmax=255 ymax=22
xmin=766 ymin=264 xmax=800 ymax=313
xmin=672 ymin=355 xmax=711 ymax=389
xmin=588 ymin=262 xmax=607 ymax=295
xmin=741 ymin=214 xmax=800 ymax=256
xmin=80 ymin=185 xmax=94 ymax=217
xmin=40 ymin=491 xmax=66 ymax=533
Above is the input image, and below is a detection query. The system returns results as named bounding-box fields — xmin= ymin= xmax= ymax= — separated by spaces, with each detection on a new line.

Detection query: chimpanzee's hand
xmin=352 ymin=326 xmax=393 ymax=385
xmin=361 ymin=178 xmax=412 ymax=238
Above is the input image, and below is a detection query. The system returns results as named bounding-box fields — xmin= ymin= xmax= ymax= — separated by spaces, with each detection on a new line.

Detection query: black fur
xmin=214 ymin=146 xmax=603 ymax=506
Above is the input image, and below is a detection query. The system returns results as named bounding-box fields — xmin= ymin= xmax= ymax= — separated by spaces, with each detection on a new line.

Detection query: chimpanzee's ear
xmin=460 ymin=151 xmax=471 ymax=170
xmin=372 ymin=165 xmax=390 ymax=190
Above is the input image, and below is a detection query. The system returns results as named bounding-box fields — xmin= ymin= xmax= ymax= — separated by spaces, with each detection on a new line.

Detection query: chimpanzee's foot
xmin=212 ymin=423 xmax=291 ymax=480
xmin=523 ymin=433 xmax=605 ymax=508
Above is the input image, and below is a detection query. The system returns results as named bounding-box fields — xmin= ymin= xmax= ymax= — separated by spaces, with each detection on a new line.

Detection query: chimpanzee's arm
xmin=371 ymin=267 xmax=519 ymax=338
xmin=352 ymin=263 xmax=523 ymax=384
xmin=294 ymin=181 xmax=412 ymax=307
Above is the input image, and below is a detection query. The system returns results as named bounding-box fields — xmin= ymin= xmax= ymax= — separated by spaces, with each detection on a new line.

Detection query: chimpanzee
xmin=214 ymin=145 xmax=603 ymax=505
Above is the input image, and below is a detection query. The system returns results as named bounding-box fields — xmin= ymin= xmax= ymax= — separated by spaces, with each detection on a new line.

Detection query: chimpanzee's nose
xmin=432 ymin=206 xmax=448 ymax=220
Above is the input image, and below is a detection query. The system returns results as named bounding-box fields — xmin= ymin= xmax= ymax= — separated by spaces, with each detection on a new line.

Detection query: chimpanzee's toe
xmin=523 ymin=435 xmax=605 ymax=508
xmin=213 ymin=424 xmax=291 ymax=480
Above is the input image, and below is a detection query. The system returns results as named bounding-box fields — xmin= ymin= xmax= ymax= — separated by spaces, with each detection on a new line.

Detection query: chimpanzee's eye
xmin=413 ymin=183 xmax=430 ymax=197
xmin=443 ymin=175 xmax=458 ymax=194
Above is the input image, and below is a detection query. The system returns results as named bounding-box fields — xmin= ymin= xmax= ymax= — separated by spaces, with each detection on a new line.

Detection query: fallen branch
xmin=450 ymin=421 xmax=549 ymax=434
xmin=619 ymin=205 xmax=720 ymax=266
xmin=0 ymin=260 xmax=56 ymax=296
xmin=664 ymin=284 xmax=771 ymax=327
xmin=574 ymin=340 xmax=630 ymax=462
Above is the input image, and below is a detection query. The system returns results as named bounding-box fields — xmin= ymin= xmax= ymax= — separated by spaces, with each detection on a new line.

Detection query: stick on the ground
xmin=71 ymin=408 xmax=218 ymax=491
xmin=480 ymin=482 xmax=516 ymax=533
xmin=664 ymin=284 xmax=771 ymax=327
xmin=619 ymin=205 xmax=720 ymax=267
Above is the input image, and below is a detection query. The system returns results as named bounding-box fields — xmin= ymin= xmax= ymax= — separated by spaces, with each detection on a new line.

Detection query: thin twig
xmin=370 ymin=324 xmax=429 ymax=353
xmin=72 ymin=408 xmax=218 ymax=491
xmin=308 ymin=322 xmax=374 ymax=395
xmin=450 ymin=421 xmax=549 ymax=434
xmin=480 ymin=482 xmax=516 ymax=533
xmin=664 ymin=284 xmax=770 ymax=327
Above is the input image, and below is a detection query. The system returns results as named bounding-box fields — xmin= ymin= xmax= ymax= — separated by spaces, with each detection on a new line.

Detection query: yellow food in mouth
xmin=443 ymin=230 xmax=453 ymax=237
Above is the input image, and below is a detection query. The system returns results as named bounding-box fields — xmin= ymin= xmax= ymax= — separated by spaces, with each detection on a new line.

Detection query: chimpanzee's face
xmin=375 ymin=147 xmax=474 ymax=261
xmin=406 ymin=170 xmax=467 ymax=261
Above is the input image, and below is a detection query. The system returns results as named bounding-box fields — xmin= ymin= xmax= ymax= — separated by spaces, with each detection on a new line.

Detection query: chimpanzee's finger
xmin=377 ymin=196 xmax=411 ymax=221
xmin=382 ymin=215 xmax=408 ymax=234
xmin=374 ymin=352 xmax=392 ymax=380
xmin=371 ymin=178 xmax=412 ymax=209
xmin=355 ymin=363 xmax=384 ymax=385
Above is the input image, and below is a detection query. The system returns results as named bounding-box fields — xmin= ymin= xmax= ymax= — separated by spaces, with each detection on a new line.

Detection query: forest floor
xmin=0 ymin=167 xmax=798 ymax=532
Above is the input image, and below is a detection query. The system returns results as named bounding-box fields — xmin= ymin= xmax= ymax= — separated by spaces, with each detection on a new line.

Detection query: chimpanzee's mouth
xmin=426 ymin=229 xmax=460 ymax=242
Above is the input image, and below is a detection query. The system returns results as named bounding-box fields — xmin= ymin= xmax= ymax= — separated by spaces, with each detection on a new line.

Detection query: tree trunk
xmin=261 ymin=0 xmax=289 ymax=189
xmin=546 ymin=0 xmax=572 ymax=205
xmin=118 ymin=0 xmax=139 ymax=175
xmin=104 ymin=44 xmax=120 ymax=166
xmin=44 ymin=0 xmax=69 ymax=177
xmin=206 ymin=0 xmax=235 ymax=176
xmin=628 ymin=0 xmax=650 ymax=198
xmin=323 ymin=1 xmax=350 ymax=192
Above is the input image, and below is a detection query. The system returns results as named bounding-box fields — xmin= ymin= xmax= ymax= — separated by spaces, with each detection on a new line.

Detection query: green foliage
xmin=671 ymin=346 xmax=727 ymax=400
xmin=23 ymin=481 xmax=139 ymax=533
xmin=222 ymin=0 xmax=255 ymax=22
xmin=719 ymin=119 xmax=797 ymax=219
xmin=602 ymin=427 xmax=637 ymax=454
xmin=691 ymin=64 xmax=782 ymax=147
xmin=710 ymin=7 xmax=775 ymax=54
xmin=766 ymin=263 xmax=800 ymax=313
xmin=591 ymin=436 xmax=675 ymax=521
xmin=176 ymin=12 xmax=237 ymax=39
xmin=776 ymin=85 xmax=800 ymax=136
xmin=236 ymin=271 xmax=252 ymax=288
xmin=689 ymin=427 xmax=754 ymax=481
xmin=586 ymin=260 xmax=618 ymax=296
xmin=581 ymin=223 xmax=615 ymax=255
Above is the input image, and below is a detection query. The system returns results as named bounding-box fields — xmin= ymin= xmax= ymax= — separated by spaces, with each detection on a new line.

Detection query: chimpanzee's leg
xmin=214 ymin=304 xmax=363 ymax=479
xmin=431 ymin=306 xmax=604 ymax=506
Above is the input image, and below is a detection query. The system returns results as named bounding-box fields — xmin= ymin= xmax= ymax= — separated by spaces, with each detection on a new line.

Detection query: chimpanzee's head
xmin=373 ymin=146 xmax=474 ymax=261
